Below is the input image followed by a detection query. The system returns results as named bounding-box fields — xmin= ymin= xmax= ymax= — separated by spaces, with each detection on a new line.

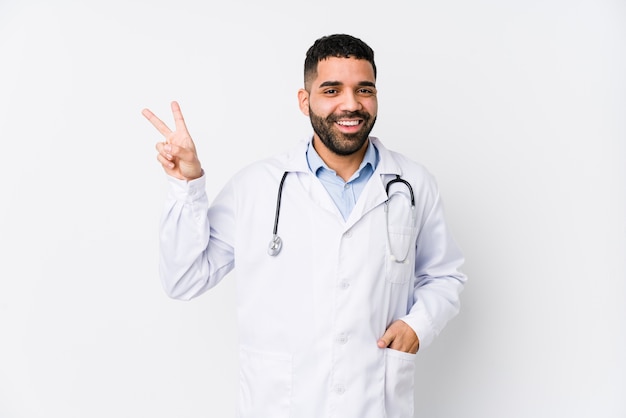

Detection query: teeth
xmin=337 ymin=120 xmax=360 ymax=126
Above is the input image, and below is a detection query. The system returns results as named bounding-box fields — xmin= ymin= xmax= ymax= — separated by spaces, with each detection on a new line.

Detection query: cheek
xmin=365 ymin=99 xmax=378 ymax=116
xmin=308 ymin=98 xmax=336 ymax=118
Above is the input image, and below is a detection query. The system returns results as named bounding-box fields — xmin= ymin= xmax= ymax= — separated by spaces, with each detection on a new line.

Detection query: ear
xmin=297 ymin=88 xmax=310 ymax=116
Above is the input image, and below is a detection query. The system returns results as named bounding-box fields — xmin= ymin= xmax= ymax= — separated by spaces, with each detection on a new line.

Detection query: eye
xmin=358 ymin=88 xmax=376 ymax=95
xmin=323 ymin=89 xmax=339 ymax=95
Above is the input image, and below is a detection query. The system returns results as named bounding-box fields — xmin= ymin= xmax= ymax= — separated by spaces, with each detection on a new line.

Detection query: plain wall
xmin=0 ymin=0 xmax=624 ymax=417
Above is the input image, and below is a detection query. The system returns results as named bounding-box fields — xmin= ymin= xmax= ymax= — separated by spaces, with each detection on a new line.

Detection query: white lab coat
xmin=159 ymin=137 xmax=467 ymax=418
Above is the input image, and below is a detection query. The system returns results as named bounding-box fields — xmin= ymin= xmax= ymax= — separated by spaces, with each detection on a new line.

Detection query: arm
xmin=401 ymin=191 xmax=467 ymax=350
xmin=143 ymin=102 xmax=235 ymax=300
xmin=378 ymin=191 xmax=466 ymax=353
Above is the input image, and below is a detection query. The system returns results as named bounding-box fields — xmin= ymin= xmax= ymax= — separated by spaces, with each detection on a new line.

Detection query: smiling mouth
xmin=336 ymin=120 xmax=362 ymax=127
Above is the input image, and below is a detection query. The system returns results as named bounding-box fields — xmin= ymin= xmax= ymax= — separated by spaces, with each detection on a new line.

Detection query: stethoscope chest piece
xmin=268 ymin=234 xmax=283 ymax=256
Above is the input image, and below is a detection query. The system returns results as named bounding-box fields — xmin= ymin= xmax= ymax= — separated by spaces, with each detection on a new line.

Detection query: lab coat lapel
xmin=282 ymin=138 xmax=343 ymax=218
xmin=309 ymin=175 xmax=345 ymax=217
xmin=344 ymin=173 xmax=387 ymax=228
xmin=345 ymin=138 xmax=403 ymax=229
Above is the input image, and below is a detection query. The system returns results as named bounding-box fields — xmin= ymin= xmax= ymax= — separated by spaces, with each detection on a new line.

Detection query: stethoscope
xmin=268 ymin=172 xmax=415 ymax=262
xmin=267 ymin=172 xmax=289 ymax=257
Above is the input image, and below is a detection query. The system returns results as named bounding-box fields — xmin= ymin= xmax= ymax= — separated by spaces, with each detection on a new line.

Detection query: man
xmin=143 ymin=34 xmax=466 ymax=418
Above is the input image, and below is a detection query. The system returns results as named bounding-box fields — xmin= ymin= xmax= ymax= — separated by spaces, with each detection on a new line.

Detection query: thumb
xmin=377 ymin=328 xmax=396 ymax=349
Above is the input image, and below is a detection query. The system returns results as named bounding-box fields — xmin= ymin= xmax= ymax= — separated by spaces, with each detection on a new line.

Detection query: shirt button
xmin=334 ymin=384 xmax=346 ymax=395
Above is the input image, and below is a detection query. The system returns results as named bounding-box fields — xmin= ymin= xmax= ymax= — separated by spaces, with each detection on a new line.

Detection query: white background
xmin=0 ymin=0 xmax=624 ymax=417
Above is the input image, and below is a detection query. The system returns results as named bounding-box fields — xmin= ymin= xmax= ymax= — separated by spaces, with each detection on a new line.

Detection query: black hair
xmin=304 ymin=34 xmax=376 ymax=89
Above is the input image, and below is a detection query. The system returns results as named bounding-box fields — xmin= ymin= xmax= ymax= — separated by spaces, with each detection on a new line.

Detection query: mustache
xmin=328 ymin=111 xmax=371 ymax=121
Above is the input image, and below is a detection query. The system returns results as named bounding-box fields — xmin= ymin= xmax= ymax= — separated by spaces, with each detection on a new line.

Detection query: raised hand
xmin=142 ymin=101 xmax=203 ymax=181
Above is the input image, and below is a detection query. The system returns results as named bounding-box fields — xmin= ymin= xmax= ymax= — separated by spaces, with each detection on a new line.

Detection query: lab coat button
xmin=334 ymin=384 xmax=346 ymax=395
xmin=339 ymin=281 xmax=350 ymax=290
xmin=336 ymin=333 xmax=348 ymax=344
xmin=344 ymin=230 xmax=353 ymax=238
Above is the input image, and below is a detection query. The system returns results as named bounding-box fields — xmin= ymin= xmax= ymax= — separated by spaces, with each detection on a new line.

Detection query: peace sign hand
xmin=142 ymin=101 xmax=203 ymax=181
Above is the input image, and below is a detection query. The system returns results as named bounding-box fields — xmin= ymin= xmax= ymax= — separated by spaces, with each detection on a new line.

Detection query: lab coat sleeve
xmin=401 ymin=191 xmax=467 ymax=349
xmin=159 ymin=173 xmax=235 ymax=300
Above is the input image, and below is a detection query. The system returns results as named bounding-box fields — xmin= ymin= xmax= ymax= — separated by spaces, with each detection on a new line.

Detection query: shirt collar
xmin=306 ymin=138 xmax=379 ymax=179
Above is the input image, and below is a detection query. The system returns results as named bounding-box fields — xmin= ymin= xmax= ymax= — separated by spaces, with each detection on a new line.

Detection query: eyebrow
xmin=318 ymin=80 xmax=377 ymax=88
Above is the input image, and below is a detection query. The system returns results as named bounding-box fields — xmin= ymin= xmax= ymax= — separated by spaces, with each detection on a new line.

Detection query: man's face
xmin=298 ymin=57 xmax=378 ymax=156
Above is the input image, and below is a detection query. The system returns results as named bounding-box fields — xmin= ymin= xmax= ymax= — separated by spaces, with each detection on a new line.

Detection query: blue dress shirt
xmin=306 ymin=139 xmax=379 ymax=220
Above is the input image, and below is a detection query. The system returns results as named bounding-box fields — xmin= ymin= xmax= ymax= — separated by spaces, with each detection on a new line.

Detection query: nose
xmin=340 ymin=91 xmax=362 ymax=112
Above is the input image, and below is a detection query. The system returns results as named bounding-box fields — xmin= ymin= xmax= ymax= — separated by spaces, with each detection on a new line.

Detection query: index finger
xmin=170 ymin=101 xmax=188 ymax=133
xmin=142 ymin=108 xmax=172 ymax=137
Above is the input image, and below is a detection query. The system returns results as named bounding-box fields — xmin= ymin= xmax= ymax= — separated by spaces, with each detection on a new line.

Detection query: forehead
xmin=312 ymin=56 xmax=376 ymax=88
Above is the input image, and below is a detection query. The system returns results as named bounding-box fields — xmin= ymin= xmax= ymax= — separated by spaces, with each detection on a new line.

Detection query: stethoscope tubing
xmin=272 ymin=172 xmax=289 ymax=236
xmin=385 ymin=174 xmax=415 ymax=206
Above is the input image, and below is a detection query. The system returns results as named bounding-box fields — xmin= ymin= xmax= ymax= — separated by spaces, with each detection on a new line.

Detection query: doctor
xmin=143 ymin=34 xmax=466 ymax=418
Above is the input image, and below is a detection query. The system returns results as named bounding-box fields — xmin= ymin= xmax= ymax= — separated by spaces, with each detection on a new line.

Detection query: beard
xmin=309 ymin=108 xmax=377 ymax=156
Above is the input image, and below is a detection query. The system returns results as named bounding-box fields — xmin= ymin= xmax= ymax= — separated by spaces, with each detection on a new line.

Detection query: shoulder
xmin=372 ymin=137 xmax=438 ymax=186
xmin=373 ymin=138 xmax=444 ymax=218
xmin=228 ymin=139 xmax=309 ymax=187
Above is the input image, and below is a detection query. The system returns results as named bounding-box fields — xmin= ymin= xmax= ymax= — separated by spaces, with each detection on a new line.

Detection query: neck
xmin=312 ymin=137 xmax=369 ymax=182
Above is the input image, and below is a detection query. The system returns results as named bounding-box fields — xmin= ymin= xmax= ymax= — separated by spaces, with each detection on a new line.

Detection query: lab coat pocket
xmin=385 ymin=225 xmax=416 ymax=284
xmin=238 ymin=346 xmax=292 ymax=418
xmin=384 ymin=348 xmax=416 ymax=418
